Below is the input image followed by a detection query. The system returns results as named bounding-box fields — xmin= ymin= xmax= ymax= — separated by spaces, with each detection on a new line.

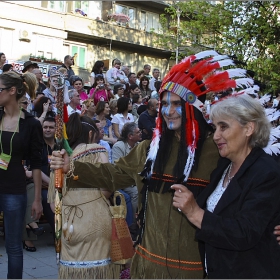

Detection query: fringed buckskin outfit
xmin=48 ymin=143 xmax=121 ymax=279
xmin=66 ymin=137 xmax=219 ymax=278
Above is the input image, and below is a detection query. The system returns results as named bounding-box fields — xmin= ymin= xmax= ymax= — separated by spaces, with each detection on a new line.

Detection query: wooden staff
xmin=51 ymin=69 xmax=65 ymax=264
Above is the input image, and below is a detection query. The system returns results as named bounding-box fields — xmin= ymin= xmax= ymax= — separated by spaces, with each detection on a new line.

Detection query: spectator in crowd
xmin=106 ymin=59 xmax=128 ymax=89
xmin=112 ymin=122 xmax=142 ymax=224
xmin=81 ymin=98 xmax=96 ymax=119
xmin=57 ymin=67 xmax=70 ymax=89
xmin=0 ymin=71 xmax=43 ymax=278
xmin=111 ymin=97 xmax=134 ymax=139
xmin=121 ymin=65 xmax=130 ymax=77
xmin=32 ymin=68 xmax=46 ymax=93
xmin=151 ymin=80 xmax=162 ymax=100
xmin=136 ymin=69 xmax=145 ymax=85
xmin=139 ymin=76 xmax=152 ymax=100
xmin=67 ymin=89 xmax=81 ymax=116
xmin=131 ymin=93 xmax=143 ymax=120
xmin=128 ymin=84 xmax=141 ymax=101
xmin=108 ymin=99 xmax=118 ymax=121
xmin=143 ymin=64 xmax=152 ymax=79
xmin=70 ymin=76 xmax=88 ymax=110
xmin=172 ymin=94 xmax=280 ymax=278
xmin=128 ymin=72 xmax=137 ymax=86
xmin=33 ymin=96 xmax=56 ymax=124
xmin=41 ymin=117 xmax=55 ymax=239
xmin=90 ymin=60 xmax=105 ymax=86
xmin=18 ymin=95 xmax=30 ymax=111
xmin=89 ymin=74 xmax=114 ymax=105
xmin=48 ymin=113 xmax=120 ymax=278
xmin=149 ymin=68 xmax=161 ymax=91
xmin=94 ymin=101 xmax=117 ymax=146
xmin=124 ymin=72 xmax=137 ymax=97
xmin=60 ymin=55 xmax=75 ymax=82
xmin=32 ymin=92 xmax=45 ymax=108
xmin=2 ymin=64 xmax=13 ymax=73
xmin=22 ymin=61 xmax=39 ymax=73
xmin=113 ymin=83 xmax=125 ymax=100
xmin=0 ymin=52 xmax=6 ymax=74
xmin=70 ymin=75 xmax=88 ymax=101
xmin=138 ymin=98 xmax=159 ymax=141
xmin=94 ymin=120 xmax=113 ymax=163
xmin=43 ymin=74 xmax=59 ymax=106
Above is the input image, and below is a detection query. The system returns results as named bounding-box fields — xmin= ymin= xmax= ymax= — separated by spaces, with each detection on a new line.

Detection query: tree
xmin=156 ymin=1 xmax=280 ymax=92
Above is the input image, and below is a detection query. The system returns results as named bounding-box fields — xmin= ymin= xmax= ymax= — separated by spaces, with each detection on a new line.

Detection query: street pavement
xmin=0 ymin=223 xmax=58 ymax=279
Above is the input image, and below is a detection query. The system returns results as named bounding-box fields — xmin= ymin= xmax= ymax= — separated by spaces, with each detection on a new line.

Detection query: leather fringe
xmin=59 ymin=262 xmax=121 ymax=279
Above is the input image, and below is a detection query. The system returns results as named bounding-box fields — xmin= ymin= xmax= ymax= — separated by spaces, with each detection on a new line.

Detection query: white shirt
xmin=67 ymin=104 xmax=81 ymax=117
xmin=106 ymin=67 xmax=128 ymax=89
xmin=111 ymin=113 xmax=134 ymax=135
xmin=149 ymin=77 xmax=159 ymax=91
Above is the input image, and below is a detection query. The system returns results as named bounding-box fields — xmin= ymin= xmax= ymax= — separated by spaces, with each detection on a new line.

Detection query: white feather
xmin=242 ymin=87 xmax=258 ymax=97
xmin=258 ymin=93 xmax=271 ymax=105
xmin=235 ymin=78 xmax=254 ymax=88
xmin=210 ymin=55 xmax=229 ymax=62
xmin=195 ymin=50 xmax=219 ymax=60
xmin=226 ymin=68 xmax=247 ymax=78
xmin=263 ymin=142 xmax=280 ymax=156
xmin=253 ymin=85 xmax=260 ymax=92
xmin=217 ymin=59 xmax=235 ymax=68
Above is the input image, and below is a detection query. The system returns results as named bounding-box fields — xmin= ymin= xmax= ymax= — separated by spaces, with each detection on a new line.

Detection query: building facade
xmin=0 ymin=1 xmax=172 ymax=84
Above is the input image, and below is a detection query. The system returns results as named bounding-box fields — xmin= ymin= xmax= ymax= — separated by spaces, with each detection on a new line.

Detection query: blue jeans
xmin=0 ymin=193 xmax=27 ymax=279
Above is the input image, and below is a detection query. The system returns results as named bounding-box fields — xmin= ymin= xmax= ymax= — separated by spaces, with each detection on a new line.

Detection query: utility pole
xmin=174 ymin=2 xmax=181 ymax=64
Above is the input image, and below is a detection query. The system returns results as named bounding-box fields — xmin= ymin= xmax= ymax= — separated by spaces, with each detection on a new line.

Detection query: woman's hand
xmin=274 ymin=225 xmax=280 ymax=245
xmin=43 ymin=102 xmax=49 ymax=113
xmin=50 ymin=149 xmax=70 ymax=174
xmin=31 ymin=200 xmax=43 ymax=221
xmin=171 ymin=184 xmax=204 ymax=229
xmin=105 ymin=83 xmax=111 ymax=91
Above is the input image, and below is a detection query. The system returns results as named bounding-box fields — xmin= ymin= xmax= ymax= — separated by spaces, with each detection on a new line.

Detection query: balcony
xmin=64 ymin=14 xmax=169 ymax=58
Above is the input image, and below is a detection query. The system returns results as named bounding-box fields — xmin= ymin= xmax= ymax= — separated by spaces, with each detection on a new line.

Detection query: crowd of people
xmin=1 ymin=49 xmax=280 ymax=279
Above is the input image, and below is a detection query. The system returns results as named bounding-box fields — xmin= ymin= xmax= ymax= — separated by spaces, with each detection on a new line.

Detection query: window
xmin=114 ymin=4 xmax=136 ymax=28
xmin=140 ymin=11 xmax=161 ymax=33
xmin=74 ymin=1 xmax=102 ymax=19
xmin=71 ymin=46 xmax=86 ymax=68
xmin=48 ymin=1 xmax=65 ymax=13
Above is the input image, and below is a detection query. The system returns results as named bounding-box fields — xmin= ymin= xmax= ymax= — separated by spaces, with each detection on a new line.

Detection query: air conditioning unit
xmin=19 ymin=30 xmax=31 ymax=42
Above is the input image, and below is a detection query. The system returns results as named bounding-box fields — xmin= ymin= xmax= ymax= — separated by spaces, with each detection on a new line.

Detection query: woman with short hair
xmin=172 ymin=94 xmax=280 ymax=278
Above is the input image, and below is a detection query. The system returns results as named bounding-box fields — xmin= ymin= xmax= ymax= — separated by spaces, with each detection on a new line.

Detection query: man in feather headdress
xmin=50 ymin=50 xmax=257 ymax=278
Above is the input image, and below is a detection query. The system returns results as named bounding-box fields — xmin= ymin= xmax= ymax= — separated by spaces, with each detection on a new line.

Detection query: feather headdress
xmin=146 ymin=50 xmax=254 ymax=182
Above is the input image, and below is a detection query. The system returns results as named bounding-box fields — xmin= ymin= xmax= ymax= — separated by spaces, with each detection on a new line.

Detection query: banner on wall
xmin=7 ymin=60 xmax=59 ymax=81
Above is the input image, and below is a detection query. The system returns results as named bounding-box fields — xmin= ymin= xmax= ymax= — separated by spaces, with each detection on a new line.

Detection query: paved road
xmin=0 ymin=223 xmax=58 ymax=279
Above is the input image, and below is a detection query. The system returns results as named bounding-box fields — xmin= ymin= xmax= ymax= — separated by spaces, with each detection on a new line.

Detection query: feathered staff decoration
xmin=49 ymin=69 xmax=71 ymax=264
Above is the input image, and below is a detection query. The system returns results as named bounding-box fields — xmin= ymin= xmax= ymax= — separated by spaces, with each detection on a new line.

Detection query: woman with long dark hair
xmin=89 ymin=74 xmax=114 ymax=105
xmin=33 ymin=96 xmax=56 ymax=125
xmin=90 ymin=60 xmax=105 ymax=86
xmin=111 ymin=97 xmax=134 ymax=139
xmin=139 ymin=76 xmax=152 ymax=100
xmin=0 ymin=71 xmax=43 ymax=278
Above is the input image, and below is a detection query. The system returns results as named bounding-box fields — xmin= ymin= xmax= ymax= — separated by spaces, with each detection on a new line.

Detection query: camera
xmin=99 ymin=84 xmax=104 ymax=89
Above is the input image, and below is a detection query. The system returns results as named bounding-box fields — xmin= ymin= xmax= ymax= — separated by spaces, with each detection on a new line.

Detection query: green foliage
xmin=157 ymin=1 xmax=280 ymax=91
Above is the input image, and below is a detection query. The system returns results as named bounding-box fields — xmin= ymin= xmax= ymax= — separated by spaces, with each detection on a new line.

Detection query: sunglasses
xmin=95 ymin=74 xmax=103 ymax=78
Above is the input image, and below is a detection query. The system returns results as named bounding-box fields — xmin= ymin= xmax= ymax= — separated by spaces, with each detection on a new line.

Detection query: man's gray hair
xmin=120 ymin=122 xmax=138 ymax=142
xmin=68 ymin=89 xmax=77 ymax=99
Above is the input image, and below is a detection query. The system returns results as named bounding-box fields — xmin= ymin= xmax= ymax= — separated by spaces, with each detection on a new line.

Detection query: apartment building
xmin=0 ymin=1 xmax=172 ymax=84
